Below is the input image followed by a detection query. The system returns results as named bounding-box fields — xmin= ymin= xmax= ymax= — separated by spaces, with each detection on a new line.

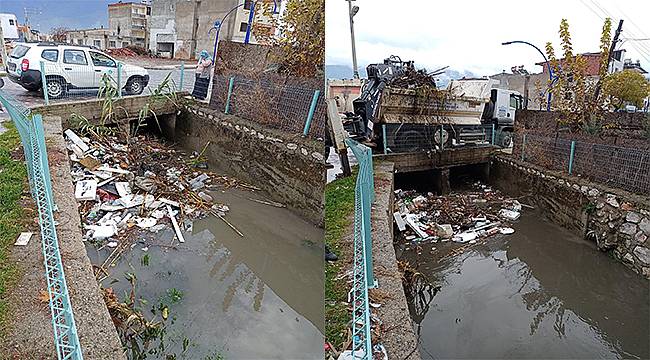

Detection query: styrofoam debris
xmin=499 ymin=227 xmax=515 ymax=235
xmin=75 ymin=180 xmax=97 ymax=201
xmin=453 ymin=232 xmax=478 ymax=243
xmin=115 ymin=182 xmax=131 ymax=198
xmin=134 ymin=217 xmax=157 ymax=229
xmin=85 ymin=225 xmax=116 ymax=239
xmin=499 ymin=209 xmax=521 ymax=221
xmin=107 ymin=241 xmax=118 ymax=248
xmin=64 ymin=129 xmax=90 ymax=153
xmin=14 ymin=232 xmax=33 ymax=246
xmin=393 ymin=212 xmax=406 ymax=231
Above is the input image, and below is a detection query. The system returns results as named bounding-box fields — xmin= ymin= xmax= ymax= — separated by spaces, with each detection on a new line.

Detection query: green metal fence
xmin=0 ymin=89 xmax=83 ymax=360
xmin=345 ymin=139 xmax=375 ymax=359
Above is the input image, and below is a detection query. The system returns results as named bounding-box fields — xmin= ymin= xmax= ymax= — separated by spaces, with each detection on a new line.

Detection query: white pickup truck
xmin=5 ymin=42 xmax=149 ymax=99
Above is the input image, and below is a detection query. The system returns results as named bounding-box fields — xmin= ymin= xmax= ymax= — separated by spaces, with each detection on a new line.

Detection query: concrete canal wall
xmin=372 ymin=161 xmax=421 ymax=360
xmin=491 ymin=156 xmax=650 ymax=279
xmin=3 ymin=116 xmax=125 ymax=359
xmin=170 ymin=102 xmax=326 ymax=226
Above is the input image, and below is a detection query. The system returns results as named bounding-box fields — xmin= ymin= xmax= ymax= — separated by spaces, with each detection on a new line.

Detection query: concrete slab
xmin=370 ymin=161 xmax=421 ymax=360
xmin=2 ymin=116 xmax=125 ymax=359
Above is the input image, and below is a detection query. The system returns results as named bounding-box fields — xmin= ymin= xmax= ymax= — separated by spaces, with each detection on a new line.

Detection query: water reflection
xmin=102 ymin=188 xmax=324 ymax=359
xmin=404 ymin=211 xmax=650 ymax=359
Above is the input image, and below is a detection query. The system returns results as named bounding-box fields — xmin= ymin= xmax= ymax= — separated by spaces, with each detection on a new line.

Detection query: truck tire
xmin=46 ymin=78 xmax=66 ymax=99
xmin=125 ymin=77 xmax=144 ymax=95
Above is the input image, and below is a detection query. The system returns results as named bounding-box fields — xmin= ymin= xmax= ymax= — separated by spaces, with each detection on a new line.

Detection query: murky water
xmin=92 ymin=188 xmax=324 ymax=359
xmin=398 ymin=210 xmax=650 ymax=359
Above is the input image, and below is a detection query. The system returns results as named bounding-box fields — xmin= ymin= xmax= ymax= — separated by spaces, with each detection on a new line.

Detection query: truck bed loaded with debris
xmin=343 ymin=56 xmax=524 ymax=152
xmin=64 ymin=130 xmax=251 ymax=280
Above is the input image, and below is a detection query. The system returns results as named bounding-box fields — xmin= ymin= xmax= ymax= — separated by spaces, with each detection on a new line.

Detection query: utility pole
xmin=346 ymin=0 xmax=359 ymax=79
xmin=593 ymin=19 xmax=623 ymax=102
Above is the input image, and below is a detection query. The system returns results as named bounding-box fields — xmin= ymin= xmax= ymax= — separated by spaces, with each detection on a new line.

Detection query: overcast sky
xmin=326 ymin=0 xmax=650 ymax=77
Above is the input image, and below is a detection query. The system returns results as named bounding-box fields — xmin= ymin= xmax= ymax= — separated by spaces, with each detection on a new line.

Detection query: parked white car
xmin=5 ymin=42 xmax=149 ymax=99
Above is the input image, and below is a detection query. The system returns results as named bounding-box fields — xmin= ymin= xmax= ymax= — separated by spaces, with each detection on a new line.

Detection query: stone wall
xmin=516 ymin=109 xmax=650 ymax=150
xmin=172 ymin=101 xmax=326 ymax=226
xmin=490 ymin=156 xmax=650 ymax=279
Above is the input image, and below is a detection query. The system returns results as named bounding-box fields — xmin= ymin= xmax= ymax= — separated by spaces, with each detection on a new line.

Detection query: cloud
xmin=326 ymin=0 xmax=650 ymax=77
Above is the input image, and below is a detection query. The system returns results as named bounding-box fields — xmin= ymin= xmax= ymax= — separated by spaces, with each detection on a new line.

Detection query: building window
xmin=41 ymin=49 xmax=58 ymax=62
xmin=109 ymin=40 xmax=116 ymax=48
xmin=239 ymin=22 xmax=249 ymax=32
xmin=77 ymin=39 xmax=83 ymax=45
xmin=8 ymin=19 xmax=14 ymax=25
xmin=93 ymin=40 xmax=101 ymax=47
xmin=63 ymin=49 xmax=88 ymax=65
xmin=244 ymin=0 xmax=253 ymax=10
xmin=146 ymin=7 xmax=151 ymax=15
xmin=122 ymin=41 xmax=129 ymax=47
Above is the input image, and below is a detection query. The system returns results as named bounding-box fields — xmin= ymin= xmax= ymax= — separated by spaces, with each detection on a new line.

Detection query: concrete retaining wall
xmin=371 ymin=161 xmax=421 ymax=359
xmin=491 ymin=156 xmax=650 ymax=279
xmin=172 ymin=102 xmax=326 ymax=226
xmin=3 ymin=116 xmax=125 ymax=359
xmin=32 ymin=93 xmax=182 ymax=128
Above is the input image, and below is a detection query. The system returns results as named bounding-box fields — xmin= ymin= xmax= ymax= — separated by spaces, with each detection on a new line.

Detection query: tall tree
xmin=258 ymin=0 xmax=325 ymax=77
xmin=603 ymin=70 xmax=650 ymax=109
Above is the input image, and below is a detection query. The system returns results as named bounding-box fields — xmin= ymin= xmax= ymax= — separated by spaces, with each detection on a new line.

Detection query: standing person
xmin=192 ymin=50 xmax=213 ymax=100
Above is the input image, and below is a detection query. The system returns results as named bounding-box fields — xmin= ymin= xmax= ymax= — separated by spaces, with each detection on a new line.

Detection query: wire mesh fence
xmin=209 ymin=74 xmax=325 ymax=139
xmin=38 ymin=56 xmax=192 ymax=104
xmin=0 ymin=89 xmax=83 ymax=359
xmin=515 ymin=132 xmax=650 ymax=195
xmin=381 ymin=123 xmax=499 ymax=154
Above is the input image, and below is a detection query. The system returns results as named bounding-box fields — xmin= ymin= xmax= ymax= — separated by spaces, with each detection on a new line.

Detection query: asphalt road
xmin=0 ymin=67 xmax=198 ymax=121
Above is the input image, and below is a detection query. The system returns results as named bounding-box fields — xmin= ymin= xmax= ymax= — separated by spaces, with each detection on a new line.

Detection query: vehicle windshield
xmin=10 ymin=45 xmax=29 ymax=59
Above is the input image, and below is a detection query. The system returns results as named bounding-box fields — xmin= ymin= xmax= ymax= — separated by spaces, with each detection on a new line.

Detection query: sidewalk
xmin=112 ymin=55 xmax=199 ymax=70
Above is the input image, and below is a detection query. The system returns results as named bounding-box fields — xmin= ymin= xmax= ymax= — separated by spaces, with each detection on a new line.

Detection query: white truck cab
xmin=5 ymin=42 xmax=149 ymax=99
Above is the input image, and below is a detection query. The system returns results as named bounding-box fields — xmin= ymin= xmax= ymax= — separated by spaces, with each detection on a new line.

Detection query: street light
xmin=347 ymin=0 xmax=360 ymax=79
xmin=502 ymin=40 xmax=553 ymax=111
xmin=209 ymin=0 xmax=279 ymax=64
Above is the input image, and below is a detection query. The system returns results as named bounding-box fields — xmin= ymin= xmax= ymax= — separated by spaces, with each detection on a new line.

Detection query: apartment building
xmin=149 ymin=0 xmax=277 ymax=59
xmin=108 ymin=1 xmax=151 ymax=49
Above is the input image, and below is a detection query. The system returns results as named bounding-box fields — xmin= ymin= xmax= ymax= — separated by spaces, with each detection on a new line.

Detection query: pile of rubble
xmin=65 ymin=130 xmax=243 ymax=265
xmin=393 ymin=182 xmax=527 ymax=245
xmin=105 ymin=48 xmax=140 ymax=58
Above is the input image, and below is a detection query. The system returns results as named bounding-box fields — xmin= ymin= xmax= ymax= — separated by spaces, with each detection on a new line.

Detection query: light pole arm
xmin=502 ymin=40 xmax=555 ymax=111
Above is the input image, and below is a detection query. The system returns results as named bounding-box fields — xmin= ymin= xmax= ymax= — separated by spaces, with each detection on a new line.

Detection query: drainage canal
xmin=69 ymin=118 xmax=323 ymax=359
xmin=393 ymin=165 xmax=650 ymax=359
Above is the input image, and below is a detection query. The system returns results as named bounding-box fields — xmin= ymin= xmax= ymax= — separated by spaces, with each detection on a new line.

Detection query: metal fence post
xmin=521 ymin=134 xmax=527 ymax=161
xmin=39 ymin=61 xmax=49 ymax=105
xmin=303 ymin=89 xmax=321 ymax=136
xmin=116 ymin=62 xmax=122 ymax=98
xmin=491 ymin=123 xmax=496 ymax=145
xmin=224 ymin=76 xmax=235 ymax=114
xmin=568 ymin=140 xmax=576 ymax=175
xmin=382 ymin=124 xmax=388 ymax=154
xmin=179 ymin=61 xmax=185 ymax=91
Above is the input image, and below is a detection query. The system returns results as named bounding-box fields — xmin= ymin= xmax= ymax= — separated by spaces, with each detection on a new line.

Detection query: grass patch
xmin=0 ymin=123 xmax=28 ymax=338
xmin=325 ymin=169 xmax=357 ymax=350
